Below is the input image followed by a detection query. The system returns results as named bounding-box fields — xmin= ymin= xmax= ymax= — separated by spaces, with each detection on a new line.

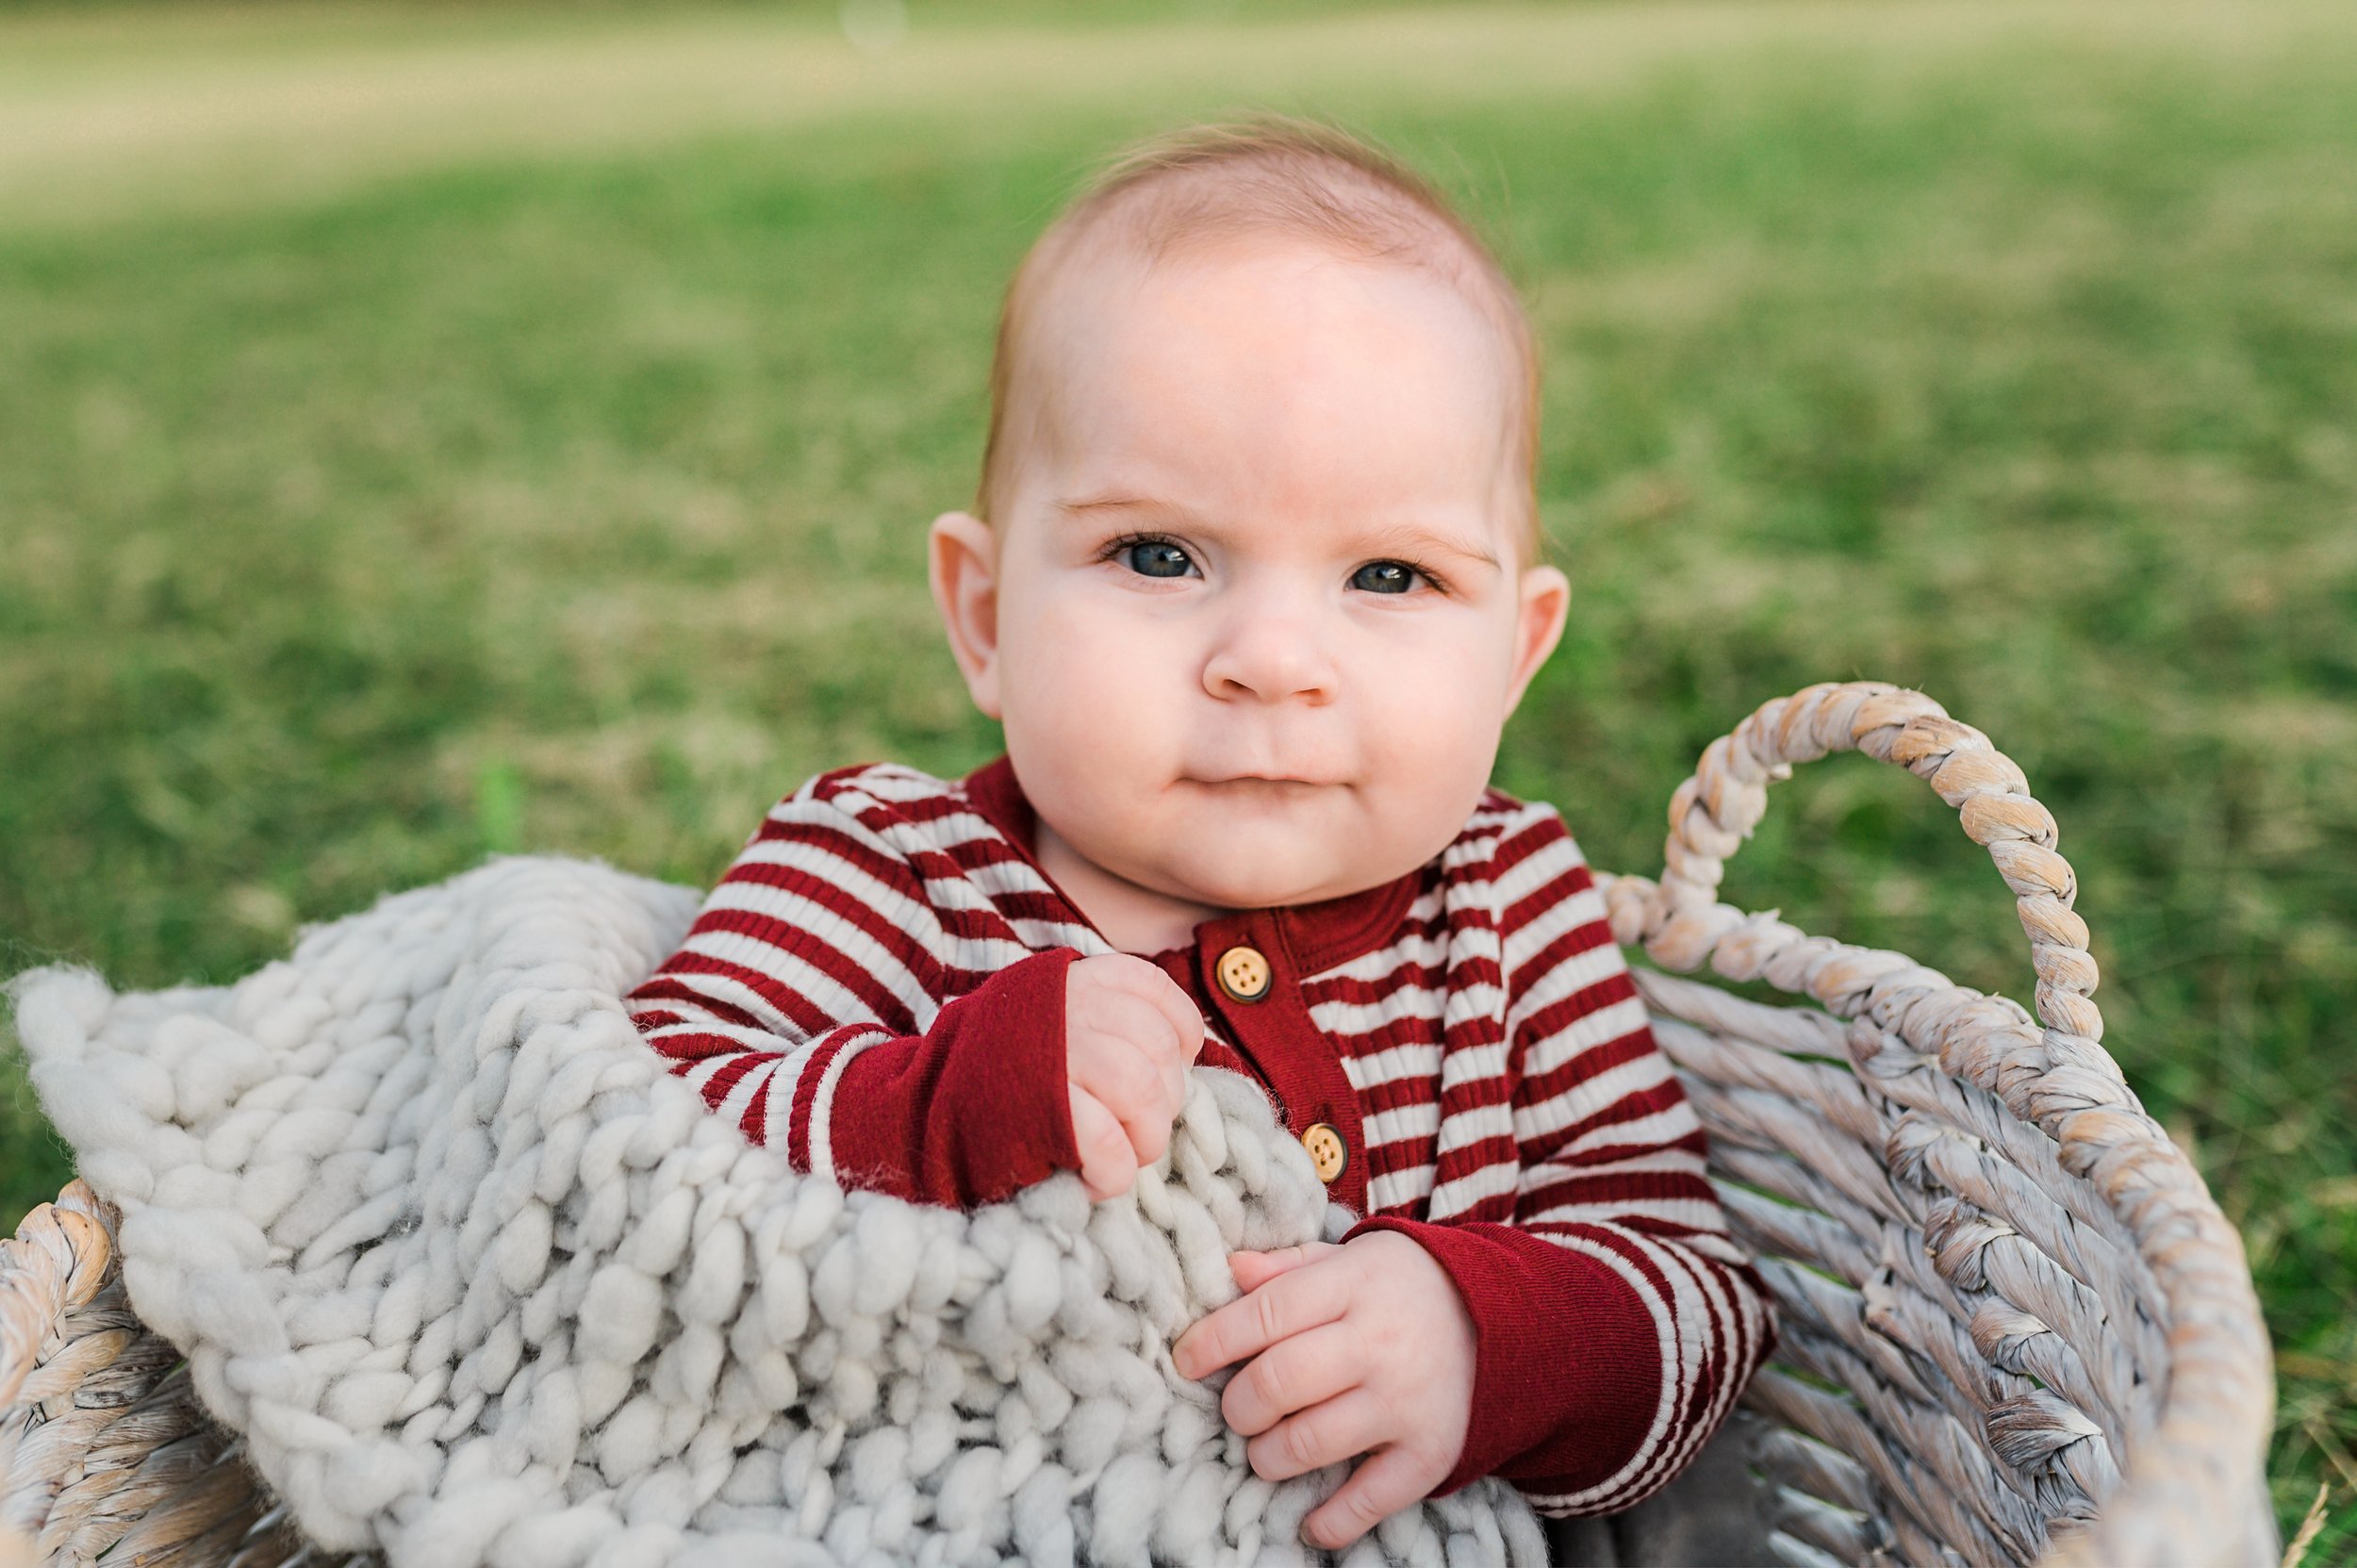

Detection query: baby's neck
xmin=1033 ymin=819 xmax=1232 ymax=956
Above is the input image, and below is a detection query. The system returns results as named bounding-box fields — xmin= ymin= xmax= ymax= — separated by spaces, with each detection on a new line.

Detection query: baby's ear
xmin=1504 ymin=564 xmax=1571 ymax=717
xmin=929 ymin=510 xmax=1003 ymax=718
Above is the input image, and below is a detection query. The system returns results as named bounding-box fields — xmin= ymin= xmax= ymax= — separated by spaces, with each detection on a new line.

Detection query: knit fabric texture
xmin=10 ymin=856 xmax=1547 ymax=1568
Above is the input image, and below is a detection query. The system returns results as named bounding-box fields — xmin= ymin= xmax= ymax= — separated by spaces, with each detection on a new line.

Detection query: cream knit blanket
xmin=10 ymin=857 xmax=1545 ymax=1568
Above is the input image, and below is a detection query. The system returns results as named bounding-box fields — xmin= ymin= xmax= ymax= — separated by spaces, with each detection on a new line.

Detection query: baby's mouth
xmin=1191 ymin=775 xmax=1332 ymax=798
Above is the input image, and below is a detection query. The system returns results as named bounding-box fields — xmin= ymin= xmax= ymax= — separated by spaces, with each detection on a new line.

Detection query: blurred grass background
xmin=2 ymin=0 xmax=2351 ymax=1550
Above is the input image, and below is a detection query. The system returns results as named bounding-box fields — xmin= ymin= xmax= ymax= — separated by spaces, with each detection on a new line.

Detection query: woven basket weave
xmin=0 ymin=682 xmax=2278 ymax=1568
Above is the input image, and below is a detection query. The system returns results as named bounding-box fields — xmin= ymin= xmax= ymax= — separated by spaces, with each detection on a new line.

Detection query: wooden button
xmin=1214 ymin=945 xmax=1272 ymax=1001
xmin=1301 ymin=1123 xmax=1347 ymax=1184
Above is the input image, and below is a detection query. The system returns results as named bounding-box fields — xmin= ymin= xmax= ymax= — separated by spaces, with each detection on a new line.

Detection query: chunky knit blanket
xmin=11 ymin=857 xmax=1545 ymax=1568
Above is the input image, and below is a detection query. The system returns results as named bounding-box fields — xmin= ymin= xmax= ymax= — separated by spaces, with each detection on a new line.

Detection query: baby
xmin=624 ymin=120 xmax=1773 ymax=1550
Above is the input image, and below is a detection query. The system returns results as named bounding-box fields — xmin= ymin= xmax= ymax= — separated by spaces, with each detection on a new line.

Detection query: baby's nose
xmin=1200 ymin=604 xmax=1339 ymax=704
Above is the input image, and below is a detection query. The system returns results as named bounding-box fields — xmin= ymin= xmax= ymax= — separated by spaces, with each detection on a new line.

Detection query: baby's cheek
xmin=1364 ymin=697 xmax=1498 ymax=808
xmin=1005 ymin=618 xmax=1154 ymax=742
xmin=1021 ymin=603 xmax=1172 ymax=707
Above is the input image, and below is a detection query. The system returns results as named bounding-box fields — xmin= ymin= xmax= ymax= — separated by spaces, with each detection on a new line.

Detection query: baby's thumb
xmin=1069 ymin=1085 xmax=1136 ymax=1201
xmin=1177 ymin=1011 xmax=1207 ymax=1063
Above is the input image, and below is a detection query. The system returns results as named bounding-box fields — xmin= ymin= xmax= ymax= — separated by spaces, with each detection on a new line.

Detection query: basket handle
xmin=0 ymin=1180 xmax=114 ymax=1411
xmin=1640 ymin=680 xmax=2102 ymax=1045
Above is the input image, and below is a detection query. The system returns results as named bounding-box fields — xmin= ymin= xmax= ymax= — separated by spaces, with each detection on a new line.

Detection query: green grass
xmin=2 ymin=0 xmax=2352 ymax=1552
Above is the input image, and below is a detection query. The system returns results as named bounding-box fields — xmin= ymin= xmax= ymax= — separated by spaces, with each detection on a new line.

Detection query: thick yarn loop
xmin=10 ymin=859 xmax=1546 ymax=1568
xmin=1598 ymin=680 xmax=2275 ymax=1568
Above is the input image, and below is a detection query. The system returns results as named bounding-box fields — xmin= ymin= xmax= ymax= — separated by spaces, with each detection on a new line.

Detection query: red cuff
xmin=828 ymin=947 xmax=1081 ymax=1209
xmin=1342 ymin=1216 xmax=1659 ymax=1497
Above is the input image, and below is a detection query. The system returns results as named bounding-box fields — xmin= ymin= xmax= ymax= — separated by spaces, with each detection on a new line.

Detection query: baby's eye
xmin=1350 ymin=560 xmax=1430 ymax=595
xmin=1115 ymin=537 xmax=1197 ymax=579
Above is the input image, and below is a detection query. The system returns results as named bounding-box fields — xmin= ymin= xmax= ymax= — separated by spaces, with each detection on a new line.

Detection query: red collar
xmin=960 ymin=753 xmax=1425 ymax=971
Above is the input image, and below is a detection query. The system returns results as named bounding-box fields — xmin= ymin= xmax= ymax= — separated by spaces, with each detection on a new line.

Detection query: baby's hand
xmin=1170 ymin=1233 xmax=1476 ymax=1550
xmin=1064 ymin=953 xmax=1205 ymax=1200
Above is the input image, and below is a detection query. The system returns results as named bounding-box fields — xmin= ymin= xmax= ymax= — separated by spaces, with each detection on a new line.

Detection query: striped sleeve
xmin=1350 ymin=805 xmax=1779 ymax=1512
xmin=1476 ymin=804 xmax=1777 ymax=1514
xmin=623 ymin=767 xmax=1082 ymax=1207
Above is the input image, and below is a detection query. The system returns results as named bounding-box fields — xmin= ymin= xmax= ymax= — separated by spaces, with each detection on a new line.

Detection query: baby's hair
xmin=975 ymin=116 xmax=1543 ymax=567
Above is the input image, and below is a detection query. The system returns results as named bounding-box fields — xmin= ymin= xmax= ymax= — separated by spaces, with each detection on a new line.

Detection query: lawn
xmin=2 ymin=0 xmax=2351 ymax=1552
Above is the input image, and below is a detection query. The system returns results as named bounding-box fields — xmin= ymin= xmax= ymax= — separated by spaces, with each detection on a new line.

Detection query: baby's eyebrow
xmin=1055 ymin=494 xmax=1501 ymax=571
xmin=1055 ymin=494 xmax=1175 ymax=518
xmin=1357 ymin=521 xmax=1502 ymax=572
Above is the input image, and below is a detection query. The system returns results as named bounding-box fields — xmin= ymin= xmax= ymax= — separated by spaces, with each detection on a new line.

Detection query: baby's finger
xmin=1105 ymin=974 xmax=1197 ymax=1124
xmin=1172 ymin=1259 xmax=1345 ymax=1378
xmin=1070 ymin=1015 xmax=1180 ymax=1155
xmin=1228 ymin=1242 xmax=1340 ymax=1295
xmin=1086 ymin=985 xmax=1188 ymax=1118
xmin=1301 ymin=1443 xmax=1440 ymax=1551
xmin=1220 ymin=1322 xmax=1361 ymax=1437
xmin=1068 ymin=1085 xmax=1137 ymax=1201
xmin=1117 ymin=962 xmax=1206 ymax=1066
xmin=1245 ymin=1387 xmax=1390 ymax=1484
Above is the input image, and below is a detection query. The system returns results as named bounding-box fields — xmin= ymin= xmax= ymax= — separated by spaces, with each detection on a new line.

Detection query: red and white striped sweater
xmin=624 ymin=754 xmax=1774 ymax=1515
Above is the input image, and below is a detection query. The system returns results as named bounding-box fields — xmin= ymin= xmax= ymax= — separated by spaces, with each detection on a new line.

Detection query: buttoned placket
xmin=1178 ymin=911 xmax=1371 ymax=1218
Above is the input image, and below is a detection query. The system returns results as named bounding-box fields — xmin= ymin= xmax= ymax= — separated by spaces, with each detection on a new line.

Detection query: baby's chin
xmin=1140 ymin=836 xmax=1394 ymax=912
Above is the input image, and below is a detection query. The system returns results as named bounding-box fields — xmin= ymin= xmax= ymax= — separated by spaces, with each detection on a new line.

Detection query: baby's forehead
xmin=1025 ymin=223 xmax=1526 ymax=433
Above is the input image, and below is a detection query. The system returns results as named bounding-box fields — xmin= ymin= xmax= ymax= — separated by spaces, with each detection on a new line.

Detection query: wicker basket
xmin=0 ymin=682 xmax=2278 ymax=1568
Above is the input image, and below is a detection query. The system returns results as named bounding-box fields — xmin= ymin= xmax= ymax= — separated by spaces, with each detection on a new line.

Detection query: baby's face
xmin=933 ymin=237 xmax=1569 ymax=924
